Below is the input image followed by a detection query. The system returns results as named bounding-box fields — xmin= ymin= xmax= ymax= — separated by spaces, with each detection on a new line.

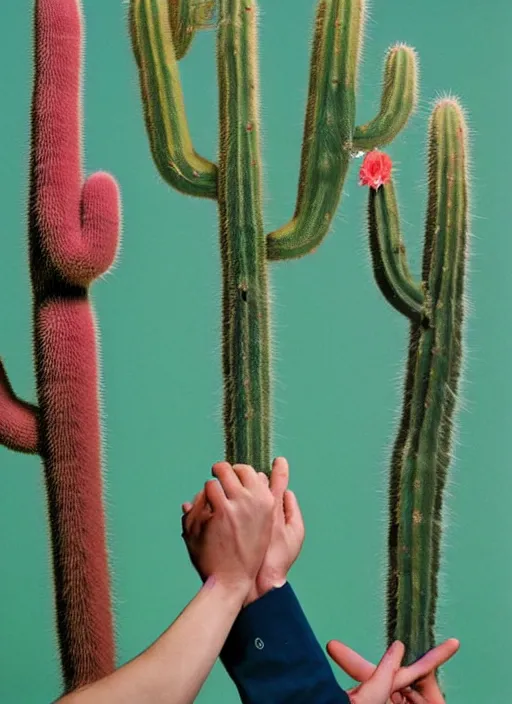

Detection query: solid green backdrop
xmin=0 ymin=1 xmax=509 ymax=701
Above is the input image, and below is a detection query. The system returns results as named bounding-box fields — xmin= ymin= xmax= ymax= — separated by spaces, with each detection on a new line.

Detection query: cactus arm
xmin=391 ymin=99 xmax=468 ymax=664
xmin=266 ymin=5 xmax=417 ymax=262
xmin=353 ymin=44 xmax=418 ymax=151
xmin=368 ymin=180 xmax=424 ymax=322
xmin=0 ymin=360 xmax=39 ymax=454
xmin=168 ymin=0 xmax=195 ymax=59
xmin=168 ymin=0 xmax=216 ymax=57
xmin=266 ymin=0 xmax=363 ymax=262
xmin=217 ymin=0 xmax=271 ymax=473
xmin=31 ymin=1 xmax=120 ymax=287
xmin=130 ymin=0 xmax=217 ymax=198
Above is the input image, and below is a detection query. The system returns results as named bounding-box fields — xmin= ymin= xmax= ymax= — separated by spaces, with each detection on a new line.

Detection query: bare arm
xmin=59 ymin=463 xmax=274 ymax=704
xmin=58 ymin=576 xmax=247 ymax=704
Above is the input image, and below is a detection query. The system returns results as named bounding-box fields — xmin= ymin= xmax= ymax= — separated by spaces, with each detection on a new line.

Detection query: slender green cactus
xmin=130 ymin=0 xmax=418 ymax=473
xmin=361 ymin=98 xmax=469 ymax=666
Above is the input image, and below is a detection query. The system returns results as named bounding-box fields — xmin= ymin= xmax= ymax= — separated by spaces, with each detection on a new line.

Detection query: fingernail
xmin=388 ymin=640 xmax=402 ymax=657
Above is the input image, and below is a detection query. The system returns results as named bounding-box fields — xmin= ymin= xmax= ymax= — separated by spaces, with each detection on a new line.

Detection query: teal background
xmin=0 ymin=1 xmax=509 ymax=701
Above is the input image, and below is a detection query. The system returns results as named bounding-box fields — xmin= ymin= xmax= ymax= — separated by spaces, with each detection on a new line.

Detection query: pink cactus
xmin=1 ymin=0 xmax=120 ymax=691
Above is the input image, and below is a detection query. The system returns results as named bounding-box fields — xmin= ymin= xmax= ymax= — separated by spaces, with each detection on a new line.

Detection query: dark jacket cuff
xmin=220 ymin=582 xmax=350 ymax=704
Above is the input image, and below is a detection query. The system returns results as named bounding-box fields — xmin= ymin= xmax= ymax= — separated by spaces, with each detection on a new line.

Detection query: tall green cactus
xmin=362 ymin=98 xmax=469 ymax=666
xmin=130 ymin=0 xmax=417 ymax=473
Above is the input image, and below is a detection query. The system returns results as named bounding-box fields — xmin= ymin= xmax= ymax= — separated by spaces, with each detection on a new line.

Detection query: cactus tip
xmin=432 ymin=94 xmax=467 ymax=120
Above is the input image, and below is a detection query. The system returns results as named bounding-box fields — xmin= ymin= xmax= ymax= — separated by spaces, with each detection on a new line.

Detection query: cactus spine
xmin=130 ymin=0 xmax=417 ymax=473
xmin=365 ymin=99 xmax=469 ymax=664
xmin=1 ymin=0 xmax=120 ymax=690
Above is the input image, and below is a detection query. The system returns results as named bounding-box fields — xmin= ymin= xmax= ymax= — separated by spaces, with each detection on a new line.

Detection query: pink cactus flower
xmin=359 ymin=150 xmax=393 ymax=190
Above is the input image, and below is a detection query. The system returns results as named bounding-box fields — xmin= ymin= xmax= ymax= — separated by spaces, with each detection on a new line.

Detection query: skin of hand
xmin=245 ymin=456 xmax=305 ymax=605
xmin=182 ymin=462 xmax=275 ymax=592
xmin=326 ymin=637 xmax=460 ymax=704
xmin=182 ymin=459 xmax=458 ymax=704
xmin=341 ymin=641 xmax=409 ymax=704
xmin=57 ymin=463 xmax=275 ymax=704
xmin=183 ymin=457 xmax=305 ymax=606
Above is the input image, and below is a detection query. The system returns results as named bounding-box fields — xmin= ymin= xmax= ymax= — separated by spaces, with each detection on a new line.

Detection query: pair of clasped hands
xmin=182 ymin=458 xmax=459 ymax=704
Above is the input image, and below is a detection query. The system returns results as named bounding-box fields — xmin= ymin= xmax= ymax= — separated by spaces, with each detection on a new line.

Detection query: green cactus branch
xmin=366 ymin=98 xmax=469 ymax=665
xmin=130 ymin=0 xmax=217 ymax=198
xmin=353 ymin=44 xmax=418 ymax=152
xmin=266 ymin=2 xmax=418 ymax=262
xmin=168 ymin=0 xmax=196 ymax=59
xmin=368 ymin=180 xmax=425 ymax=322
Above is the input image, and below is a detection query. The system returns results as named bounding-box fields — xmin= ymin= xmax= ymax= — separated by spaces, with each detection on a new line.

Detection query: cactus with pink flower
xmin=359 ymin=97 xmax=470 ymax=669
xmin=129 ymin=0 xmax=418 ymax=474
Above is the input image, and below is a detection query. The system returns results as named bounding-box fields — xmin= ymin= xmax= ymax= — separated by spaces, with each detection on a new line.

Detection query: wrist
xmin=243 ymin=574 xmax=287 ymax=606
xmin=207 ymin=574 xmax=253 ymax=609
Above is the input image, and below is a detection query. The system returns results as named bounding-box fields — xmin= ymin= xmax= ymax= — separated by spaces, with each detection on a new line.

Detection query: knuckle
xmin=264 ymin=490 xmax=275 ymax=506
xmin=233 ymin=463 xmax=253 ymax=470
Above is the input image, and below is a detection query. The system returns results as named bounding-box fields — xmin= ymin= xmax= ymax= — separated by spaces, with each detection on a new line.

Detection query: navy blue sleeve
xmin=220 ymin=582 xmax=350 ymax=704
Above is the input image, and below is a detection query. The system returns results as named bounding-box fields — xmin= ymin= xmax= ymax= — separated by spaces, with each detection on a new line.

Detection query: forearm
xmin=221 ymin=583 xmax=349 ymax=704
xmin=59 ymin=577 xmax=247 ymax=704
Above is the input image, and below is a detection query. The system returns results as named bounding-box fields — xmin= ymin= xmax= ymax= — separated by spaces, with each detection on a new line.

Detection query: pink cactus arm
xmin=32 ymin=0 xmax=120 ymax=287
xmin=0 ymin=359 xmax=39 ymax=454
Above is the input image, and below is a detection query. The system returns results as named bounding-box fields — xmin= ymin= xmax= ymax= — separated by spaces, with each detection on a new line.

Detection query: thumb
xmin=356 ymin=641 xmax=404 ymax=704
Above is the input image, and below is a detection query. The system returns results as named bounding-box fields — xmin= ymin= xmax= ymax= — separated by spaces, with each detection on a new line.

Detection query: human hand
xmin=327 ymin=637 xmax=460 ymax=703
xmin=244 ymin=457 xmax=305 ymax=605
xmin=400 ymin=673 xmax=448 ymax=704
xmin=338 ymin=641 xmax=407 ymax=704
xmin=181 ymin=462 xmax=274 ymax=597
